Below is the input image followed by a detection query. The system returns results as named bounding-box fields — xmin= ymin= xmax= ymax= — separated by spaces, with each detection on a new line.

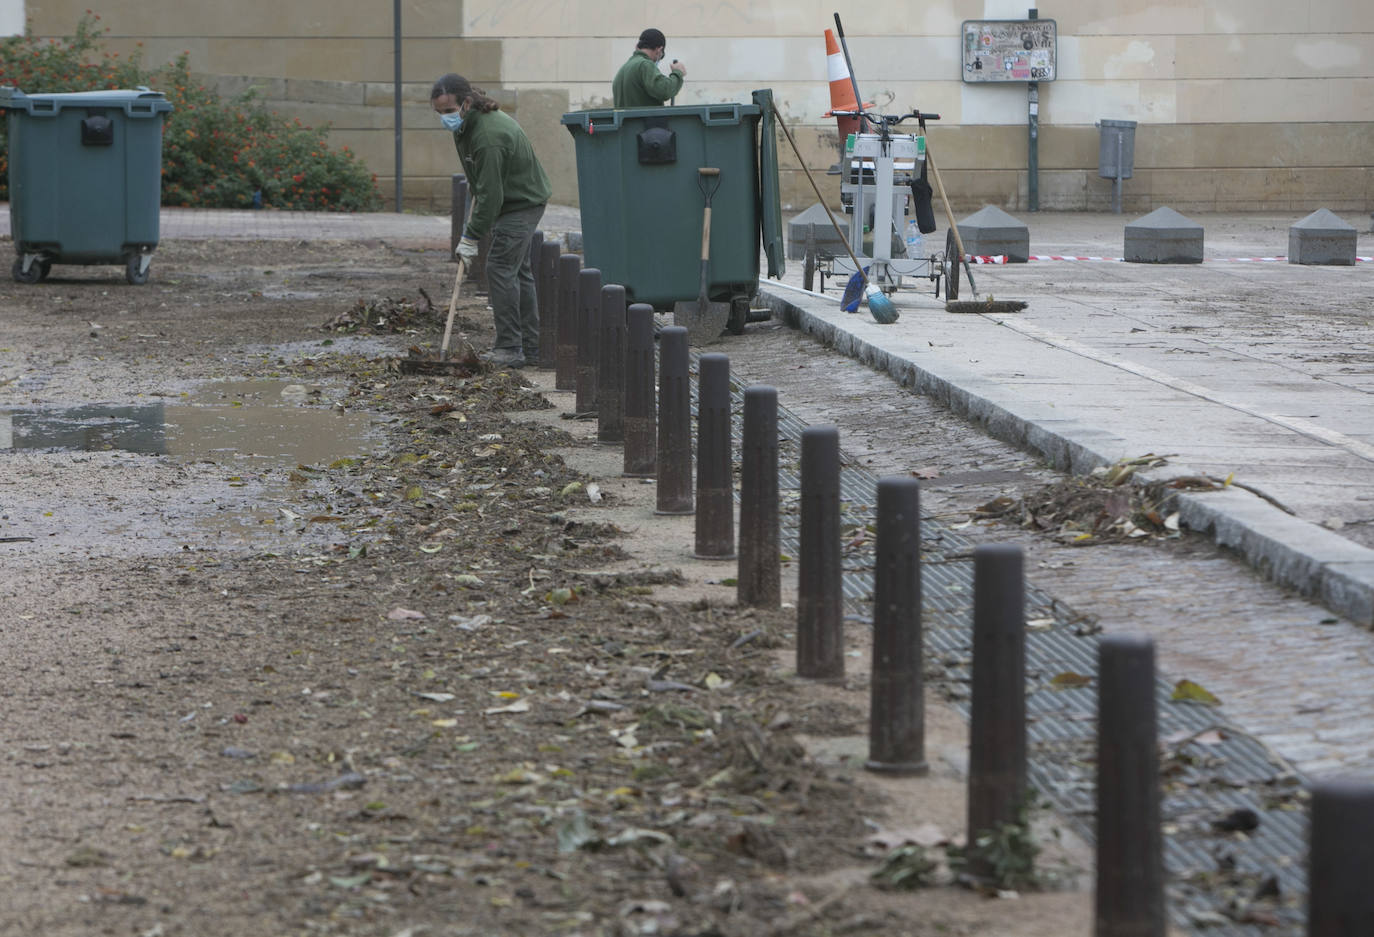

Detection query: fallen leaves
xmin=976 ymin=455 xmax=1194 ymax=545
xmin=1049 ymin=671 xmax=1093 ymax=689
xmin=1171 ymin=678 xmax=1221 ymax=705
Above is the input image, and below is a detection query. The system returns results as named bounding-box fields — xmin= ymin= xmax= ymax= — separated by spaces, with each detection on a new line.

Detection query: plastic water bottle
xmin=905 ymin=220 xmax=923 ymax=259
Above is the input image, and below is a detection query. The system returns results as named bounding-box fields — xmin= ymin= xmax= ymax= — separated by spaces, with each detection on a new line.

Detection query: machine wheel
xmin=12 ymin=256 xmax=41 ymax=284
xmin=802 ymin=247 xmax=816 ymax=292
xmin=943 ymin=229 xmax=961 ymax=301
xmin=727 ymin=296 xmax=748 ymax=335
xmin=125 ymin=254 xmax=150 ymax=285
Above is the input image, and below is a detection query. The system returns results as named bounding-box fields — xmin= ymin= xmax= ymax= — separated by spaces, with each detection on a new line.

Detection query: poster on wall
xmin=961 ymin=19 xmax=1057 ymax=83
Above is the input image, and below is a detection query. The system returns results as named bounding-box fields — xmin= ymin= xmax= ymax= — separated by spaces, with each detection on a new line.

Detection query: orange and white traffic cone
xmin=822 ymin=27 xmax=872 ymax=152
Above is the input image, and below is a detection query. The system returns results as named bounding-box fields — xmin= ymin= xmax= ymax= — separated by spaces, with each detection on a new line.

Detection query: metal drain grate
xmin=671 ymin=348 xmax=1308 ymax=935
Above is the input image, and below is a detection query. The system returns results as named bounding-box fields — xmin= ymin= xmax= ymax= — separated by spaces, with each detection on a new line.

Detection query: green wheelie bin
xmin=2 ymin=86 xmax=173 ymax=285
xmin=561 ymin=88 xmax=784 ymax=333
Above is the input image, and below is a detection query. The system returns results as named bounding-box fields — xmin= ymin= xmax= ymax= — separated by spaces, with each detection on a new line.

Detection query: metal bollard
xmin=737 ymin=385 xmax=780 ymax=608
xmin=797 ymin=425 xmax=843 ymax=681
xmin=1096 ymin=634 xmax=1165 ymax=937
xmin=450 ymin=174 xmax=487 ymax=290
xmin=1309 ymin=780 xmax=1374 ymax=935
xmin=576 ymin=268 xmax=601 ymax=414
xmin=555 ymin=254 xmax=580 ymax=391
xmin=655 ymin=326 xmax=693 ymax=515
xmin=623 ymin=304 xmax=656 ymax=478
xmin=527 ymin=231 xmax=544 ymax=360
xmin=529 ymin=231 xmax=544 ymax=269
xmin=694 ymin=353 xmax=734 ymax=558
xmin=866 ymin=475 xmax=927 ymax=775
xmin=597 ymin=284 xmax=627 ymax=443
xmin=536 ymin=241 xmax=559 ymax=371
xmin=966 ymin=544 xmax=1028 ymax=878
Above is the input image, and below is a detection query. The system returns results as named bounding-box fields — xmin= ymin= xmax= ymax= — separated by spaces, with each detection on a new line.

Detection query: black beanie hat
xmin=637 ymin=28 xmax=666 ymax=50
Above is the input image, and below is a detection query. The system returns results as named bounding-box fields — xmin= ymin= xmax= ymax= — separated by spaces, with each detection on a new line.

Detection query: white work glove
xmin=455 ymin=237 xmax=479 ymax=263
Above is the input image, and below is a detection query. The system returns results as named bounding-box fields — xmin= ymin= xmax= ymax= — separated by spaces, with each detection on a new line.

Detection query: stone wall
xmin=25 ymin=0 xmax=1374 ymax=212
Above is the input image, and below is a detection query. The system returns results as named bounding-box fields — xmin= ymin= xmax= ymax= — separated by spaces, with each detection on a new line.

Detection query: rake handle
xmin=771 ymin=104 xmax=871 ymax=289
xmin=439 ymin=259 xmax=467 ymax=361
xmin=923 ymin=142 xmax=978 ymax=297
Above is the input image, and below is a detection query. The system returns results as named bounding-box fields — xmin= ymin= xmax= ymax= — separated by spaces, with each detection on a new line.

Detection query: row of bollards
xmin=522 ymin=231 xmax=1360 ymax=935
xmin=523 ymin=236 xmax=779 ymax=601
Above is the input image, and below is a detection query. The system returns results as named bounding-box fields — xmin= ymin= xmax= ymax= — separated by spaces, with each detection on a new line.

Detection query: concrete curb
xmin=757 ymin=284 xmax=1374 ymax=627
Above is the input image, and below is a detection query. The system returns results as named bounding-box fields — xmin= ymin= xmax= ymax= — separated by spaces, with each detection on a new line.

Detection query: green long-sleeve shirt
xmin=612 ymin=50 xmax=683 ymax=108
xmin=452 ymin=108 xmax=552 ymax=241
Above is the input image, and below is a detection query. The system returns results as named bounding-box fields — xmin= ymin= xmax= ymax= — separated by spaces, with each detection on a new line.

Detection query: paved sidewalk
xmin=759 ymin=211 xmax=1374 ymax=627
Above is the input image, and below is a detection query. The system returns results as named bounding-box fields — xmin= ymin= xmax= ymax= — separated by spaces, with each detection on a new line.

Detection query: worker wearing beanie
xmin=612 ymin=28 xmax=686 ymax=107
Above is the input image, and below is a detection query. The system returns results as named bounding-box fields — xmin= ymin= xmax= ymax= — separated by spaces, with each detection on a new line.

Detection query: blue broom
xmin=772 ymin=104 xmax=899 ymax=324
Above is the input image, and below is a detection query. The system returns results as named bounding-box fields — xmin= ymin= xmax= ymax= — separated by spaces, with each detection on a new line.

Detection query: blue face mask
xmin=440 ymin=110 xmax=464 ymax=132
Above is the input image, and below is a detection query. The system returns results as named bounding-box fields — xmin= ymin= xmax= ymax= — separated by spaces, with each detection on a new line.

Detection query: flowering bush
xmin=0 ymin=12 xmax=381 ymax=211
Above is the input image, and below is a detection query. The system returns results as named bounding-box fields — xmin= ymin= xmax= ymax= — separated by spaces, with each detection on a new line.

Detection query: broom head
xmin=866 ymin=285 xmax=900 ymax=324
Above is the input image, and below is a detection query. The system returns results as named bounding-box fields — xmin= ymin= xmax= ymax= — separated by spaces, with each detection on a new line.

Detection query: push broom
xmin=771 ymin=104 xmax=899 ymax=325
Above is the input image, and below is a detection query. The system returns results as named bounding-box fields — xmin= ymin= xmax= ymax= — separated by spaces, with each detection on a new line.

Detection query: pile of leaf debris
xmin=972 ymin=455 xmax=1232 ymax=545
xmin=322 ymin=290 xmax=477 ymax=334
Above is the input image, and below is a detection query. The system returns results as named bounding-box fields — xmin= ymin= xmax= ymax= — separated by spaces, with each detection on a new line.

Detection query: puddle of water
xmin=1 ymin=380 xmax=378 ymax=468
xmin=0 ymin=403 xmax=169 ymax=454
xmin=0 ymin=379 xmax=387 ymax=561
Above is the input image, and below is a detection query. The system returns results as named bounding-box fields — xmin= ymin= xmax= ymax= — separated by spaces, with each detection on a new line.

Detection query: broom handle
xmin=924 ymin=142 xmax=977 ymax=296
xmin=833 ymin=14 xmax=869 ymax=134
xmin=771 ymin=104 xmax=871 ymax=288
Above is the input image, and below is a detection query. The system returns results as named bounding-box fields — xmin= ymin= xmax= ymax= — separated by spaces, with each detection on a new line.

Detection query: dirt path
xmin=0 ymin=239 xmax=1107 ymax=937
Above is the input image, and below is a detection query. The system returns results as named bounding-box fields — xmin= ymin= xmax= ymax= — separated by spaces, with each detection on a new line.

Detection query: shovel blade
xmin=674 ymin=300 xmax=731 ymax=346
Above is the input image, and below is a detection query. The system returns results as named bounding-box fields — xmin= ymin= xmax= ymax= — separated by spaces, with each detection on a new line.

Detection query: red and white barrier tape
xmin=969 ymin=254 xmax=1373 ymax=264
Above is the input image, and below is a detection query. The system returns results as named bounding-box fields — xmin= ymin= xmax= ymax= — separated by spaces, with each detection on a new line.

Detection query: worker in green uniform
xmin=431 ymin=73 xmax=552 ymax=369
xmin=612 ymin=28 xmax=686 ymax=108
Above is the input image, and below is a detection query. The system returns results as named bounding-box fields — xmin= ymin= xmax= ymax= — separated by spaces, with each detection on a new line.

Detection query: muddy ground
xmin=0 ymin=235 xmax=1307 ymax=936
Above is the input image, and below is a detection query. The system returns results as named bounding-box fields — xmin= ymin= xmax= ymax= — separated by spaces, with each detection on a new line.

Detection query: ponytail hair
xmin=430 ymin=73 xmax=500 ymax=113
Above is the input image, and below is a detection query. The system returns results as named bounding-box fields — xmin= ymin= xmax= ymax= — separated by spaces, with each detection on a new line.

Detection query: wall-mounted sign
xmin=961 ymin=19 xmax=1057 ymax=83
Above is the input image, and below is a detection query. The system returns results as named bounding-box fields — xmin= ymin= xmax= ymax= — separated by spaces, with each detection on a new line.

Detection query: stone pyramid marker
xmin=1124 ymin=206 xmax=1203 ymax=264
xmin=1289 ymin=208 xmax=1357 ymax=265
xmin=958 ymin=205 xmax=1030 ymax=263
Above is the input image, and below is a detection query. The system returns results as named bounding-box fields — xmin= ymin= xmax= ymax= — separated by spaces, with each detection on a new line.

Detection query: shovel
xmin=674 ymin=167 xmax=731 ymax=345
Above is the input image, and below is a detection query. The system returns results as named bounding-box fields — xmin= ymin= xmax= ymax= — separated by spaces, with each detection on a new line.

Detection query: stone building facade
xmin=24 ymin=0 xmax=1374 ymax=213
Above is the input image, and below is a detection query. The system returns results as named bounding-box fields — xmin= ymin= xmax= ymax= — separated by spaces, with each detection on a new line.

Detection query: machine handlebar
xmin=830 ymin=109 xmax=941 ymax=127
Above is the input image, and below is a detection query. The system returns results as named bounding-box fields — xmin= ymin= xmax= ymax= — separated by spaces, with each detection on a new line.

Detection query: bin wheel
xmin=727 ymin=296 xmax=748 ymax=335
xmin=125 ymin=255 xmax=150 ymax=286
xmin=12 ymin=256 xmax=47 ymax=284
xmin=802 ymin=247 xmax=816 ymax=292
xmin=942 ymin=229 xmax=961 ymax=302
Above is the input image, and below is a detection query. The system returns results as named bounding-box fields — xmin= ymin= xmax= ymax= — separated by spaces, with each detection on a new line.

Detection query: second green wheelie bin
xmin=3 ymin=86 xmax=173 ymax=285
xmin=561 ymin=88 xmax=784 ymax=321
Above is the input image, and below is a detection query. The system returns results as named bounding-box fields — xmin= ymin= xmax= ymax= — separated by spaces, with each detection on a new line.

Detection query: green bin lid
xmin=0 ymin=86 xmax=173 ymax=116
xmin=561 ymin=101 xmax=759 ymax=135
xmin=752 ymin=89 xmax=784 ymax=280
